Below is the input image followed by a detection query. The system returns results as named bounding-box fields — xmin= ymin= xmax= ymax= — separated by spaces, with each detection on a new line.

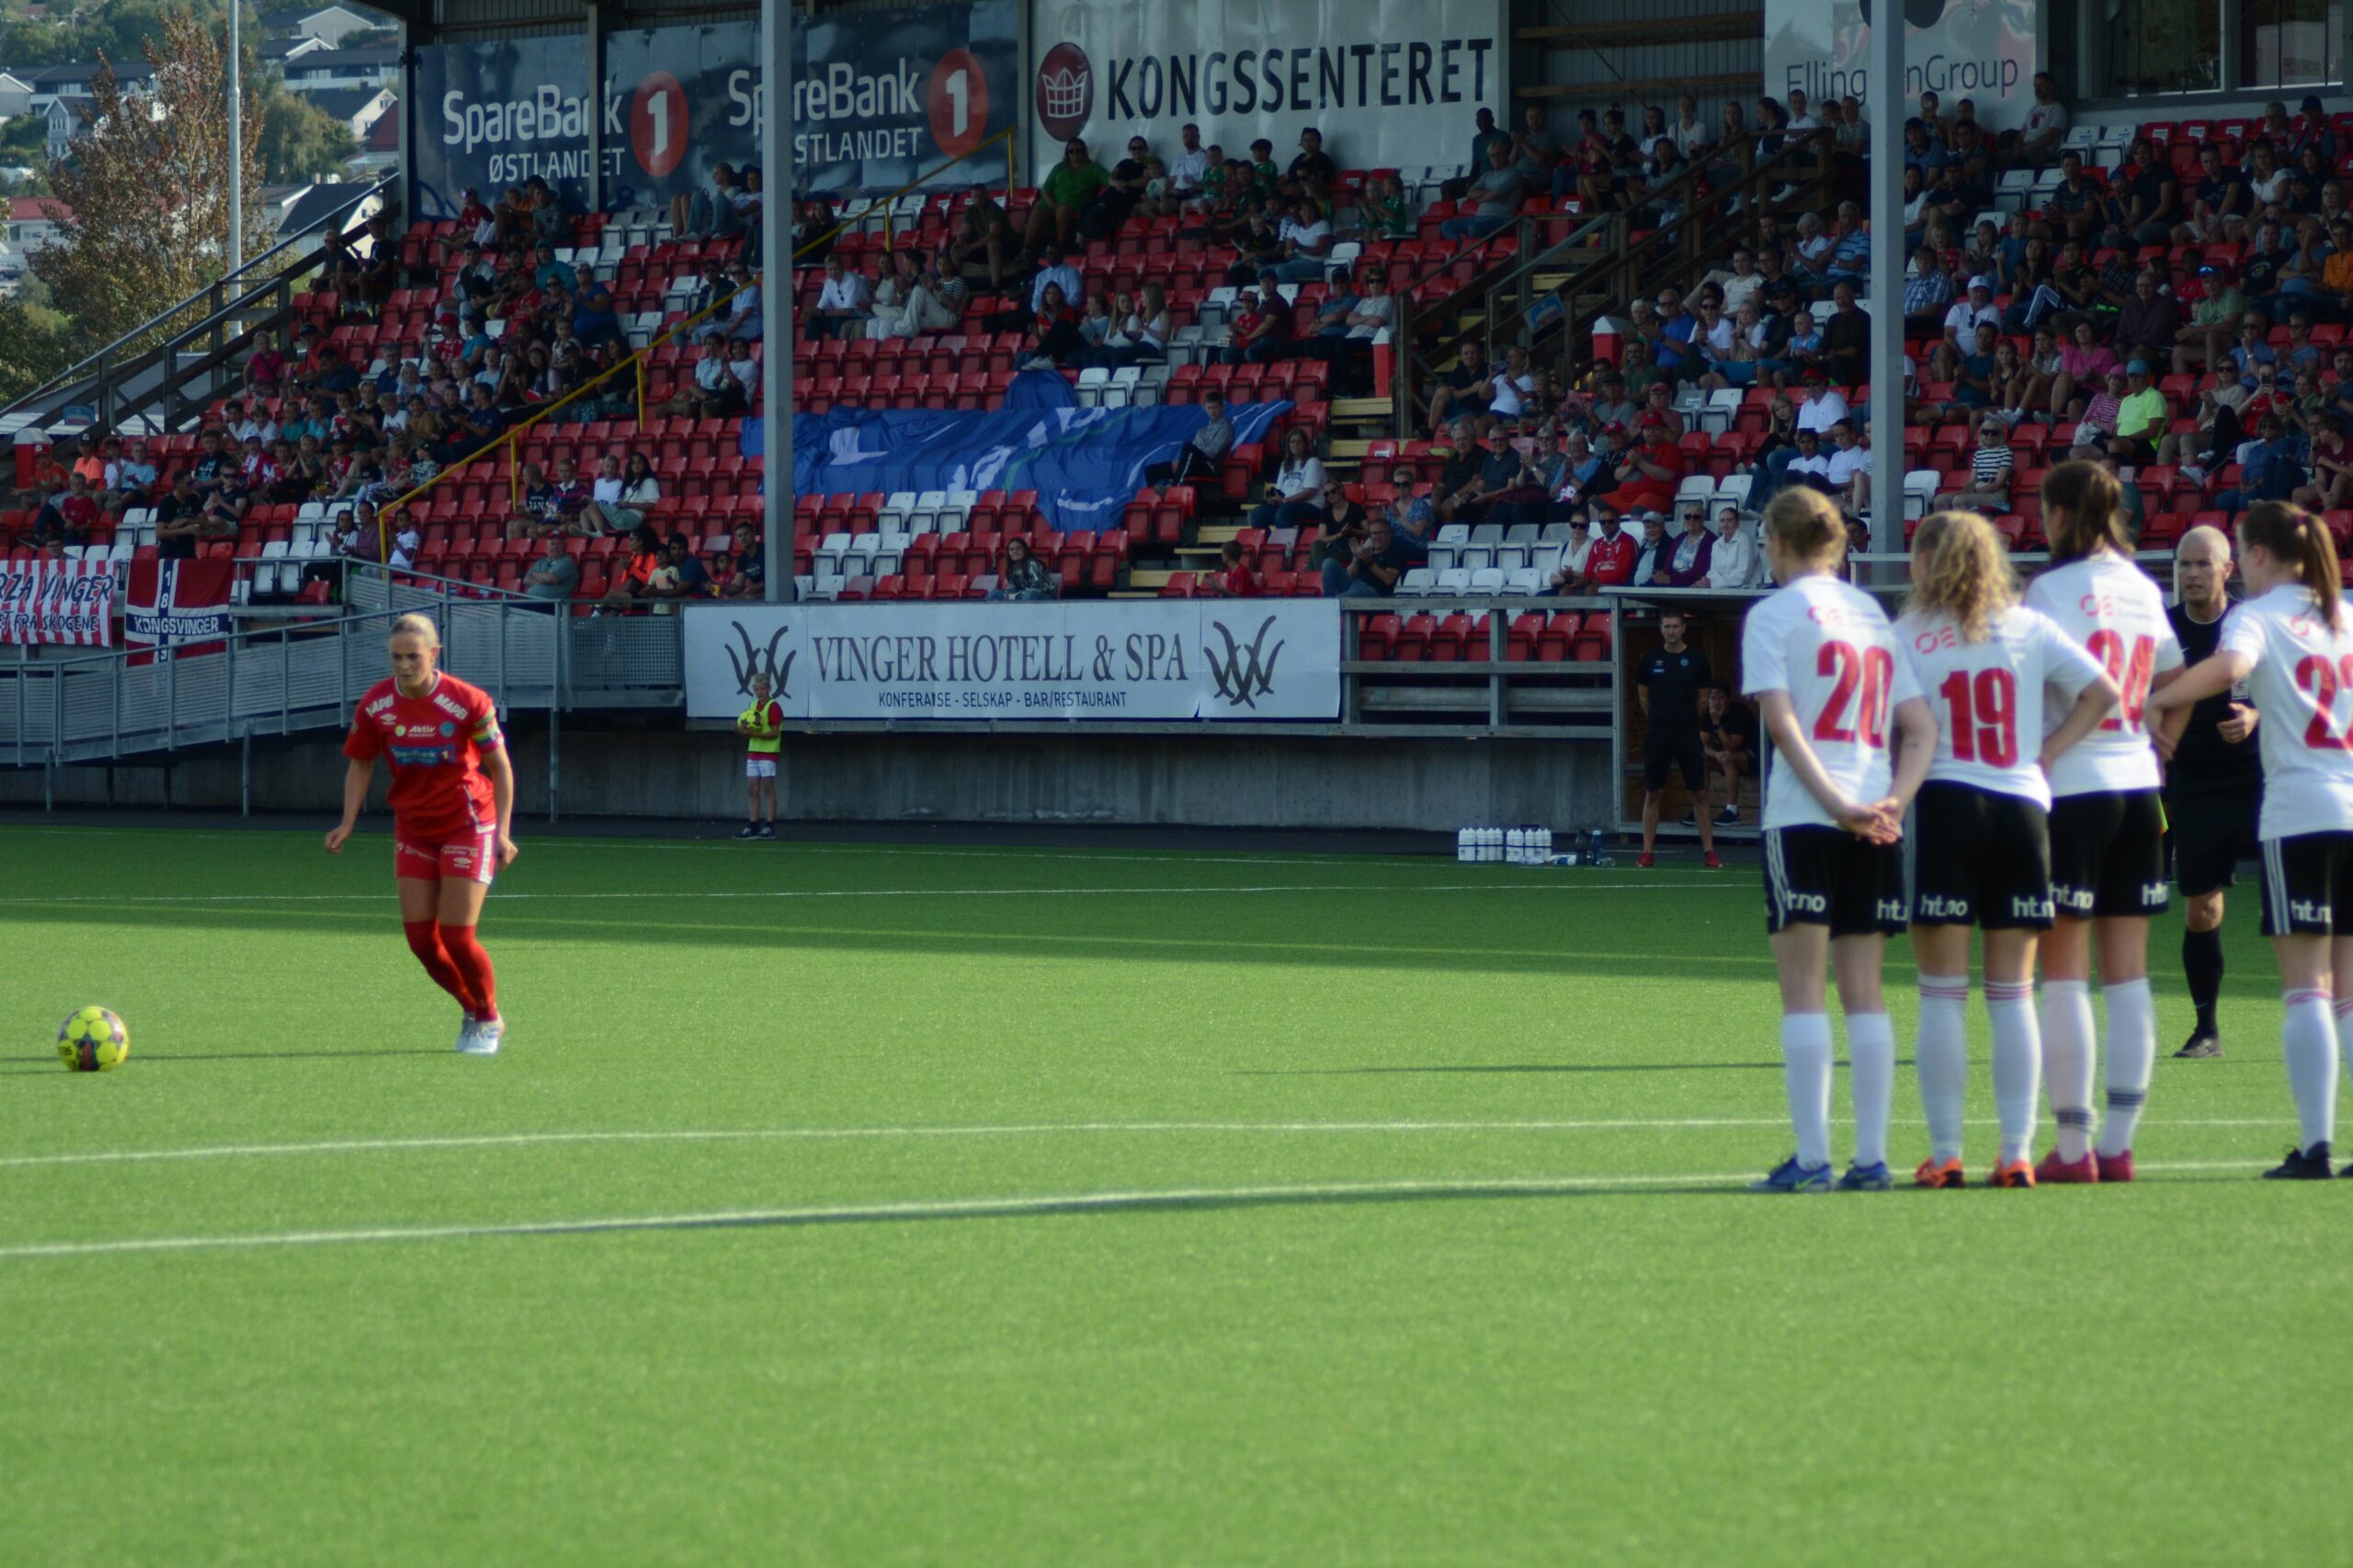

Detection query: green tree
xmin=31 ymin=10 xmax=265 ymax=349
xmin=252 ymin=71 xmax=358 ymax=183
xmin=0 ymin=292 xmax=77 ymax=403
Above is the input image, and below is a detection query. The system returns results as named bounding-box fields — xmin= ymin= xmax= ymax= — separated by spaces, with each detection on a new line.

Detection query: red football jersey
xmin=1585 ymin=530 xmax=1639 ymax=586
xmin=343 ymin=672 xmax=502 ymax=838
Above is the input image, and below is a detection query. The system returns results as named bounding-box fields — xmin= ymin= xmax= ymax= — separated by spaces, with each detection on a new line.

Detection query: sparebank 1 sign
xmin=414 ymin=36 xmax=597 ymax=217
xmin=1764 ymin=0 xmax=2036 ymax=131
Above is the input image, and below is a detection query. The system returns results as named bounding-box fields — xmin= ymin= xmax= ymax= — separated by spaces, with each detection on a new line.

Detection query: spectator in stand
xmin=153 ymin=472 xmax=208 ymax=558
xmin=1222 ymin=275 xmax=1293 ymax=366
xmin=1269 ymin=196 xmax=1334 ymax=281
xmin=2294 ymin=412 xmax=2353 ymax=509
xmin=1145 ymin=392 xmax=1232 ymax=489
xmin=1425 ymin=340 xmax=1497 ymax=435
xmin=870 ymin=253 xmax=960 ymax=340
xmin=987 ymin=537 xmax=1058 ymax=601
xmin=2007 ymin=71 xmax=2069 ymax=165
xmin=2216 ymin=411 xmax=2305 ymax=511
xmin=2181 ymin=141 xmax=2250 ymax=244
xmin=244 ymin=332 xmax=289 ymax=399
xmin=1665 ymin=504 xmax=1715 ymax=586
xmin=1311 ymin=481 xmax=1371 ymax=572
xmin=2158 ymin=381 xmax=2247 ymax=471
xmin=1507 ymin=105 xmax=1558 ymax=194
xmin=1199 ymin=538 xmax=1261 ymax=597
xmin=578 ymin=452 xmax=660 ymax=536
xmin=1165 ymin=123 xmax=1210 ymax=205
xmin=1446 ymin=108 xmax=1513 ymax=199
xmin=1822 ymin=419 xmax=1870 ymax=521
xmin=1564 ymin=505 xmax=1635 ymax=591
xmin=2107 ymin=360 xmax=2170 ymax=464
xmin=2112 ymin=268 xmax=2184 ymax=369
xmin=1484 ymin=427 xmax=1566 ymax=528
xmin=946 ymin=187 xmax=1014 ymax=293
xmin=1900 ymin=244 xmax=1955 ymax=336
xmin=1699 ymin=505 xmax=1758 ymax=590
xmin=810 ymin=253 xmax=871 ymax=341
xmin=2171 ymin=263 xmax=2245 ymax=374
xmin=1027 ymin=139 xmax=1110 ymax=254
xmin=712 ymin=525 xmax=766 ymax=599
xmin=1286 ymin=127 xmax=1336 ymax=195
xmin=1631 ymin=510 xmax=1674 ymax=587
xmin=2069 ymin=367 xmax=2129 ymax=455
xmin=1746 ymin=368 xmax=1848 ymax=508
xmin=2108 ymin=139 xmax=2179 ymax=246
xmin=640 ymin=533 xmax=710 ymax=614
xmin=1944 ymin=415 xmax=2018 ymax=512
xmin=1928 ymin=276 xmax=2000 ymax=381
xmin=1443 ymin=142 xmax=1526 ymax=244
xmin=1322 ymin=514 xmax=1407 ymax=597
xmin=1248 ymin=428 xmax=1328 ymax=531
xmin=107 ymin=440 xmax=155 ymax=514
xmin=521 ymin=534 xmax=577 ymax=606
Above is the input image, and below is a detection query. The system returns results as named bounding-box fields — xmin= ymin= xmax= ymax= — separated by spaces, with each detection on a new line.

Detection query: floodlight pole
xmin=227 ymin=1 xmax=244 ymax=278
xmin=1868 ymin=5 xmax=1904 ymax=581
xmin=762 ymin=0 xmax=795 ymax=602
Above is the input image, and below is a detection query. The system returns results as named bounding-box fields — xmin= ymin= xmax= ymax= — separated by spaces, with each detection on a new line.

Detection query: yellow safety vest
xmin=740 ymin=699 xmax=781 ymax=756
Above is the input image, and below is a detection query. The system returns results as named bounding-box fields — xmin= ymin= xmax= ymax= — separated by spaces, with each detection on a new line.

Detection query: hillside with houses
xmin=0 ymin=1 xmax=398 ymax=291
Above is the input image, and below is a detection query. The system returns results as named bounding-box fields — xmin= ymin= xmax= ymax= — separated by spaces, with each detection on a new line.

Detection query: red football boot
xmin=2035 ymin=1149 xmax=2100 ymax=1185
xmin=2095 ymin=1149 xmax=2135 ymax=1183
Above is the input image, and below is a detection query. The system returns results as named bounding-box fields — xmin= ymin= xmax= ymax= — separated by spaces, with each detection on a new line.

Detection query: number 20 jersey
xmin=2221 ymin=584 xmax=2353 ymax=841
xmin=1741 ymin=575 xmax=1921 ymax=833
xmin=1897 ymin=604 xmax=2105 ymax=810
xmin=2022 ymin=554 xmax=2184 ymax=798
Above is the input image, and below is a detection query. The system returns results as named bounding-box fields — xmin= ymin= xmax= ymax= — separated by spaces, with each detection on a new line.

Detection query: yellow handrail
xmin=374 ymin=123 xmax=1027 ymax=559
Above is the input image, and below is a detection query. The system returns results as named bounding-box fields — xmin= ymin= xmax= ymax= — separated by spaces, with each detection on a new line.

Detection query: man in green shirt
xmin=2170 ymin=262 xmax=2245 ymax=377
xmin=1027 ymin=138 xmax=1111 ymax=252
xmin=2109 ymin=359 xmax=2171 ymax=464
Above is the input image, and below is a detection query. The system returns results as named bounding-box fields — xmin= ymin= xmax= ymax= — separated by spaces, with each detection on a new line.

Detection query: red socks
xmin=438 ymin=923 xmax=497 ymax=1022
xmin=404 ymin=919 xmax=476 ymax=1014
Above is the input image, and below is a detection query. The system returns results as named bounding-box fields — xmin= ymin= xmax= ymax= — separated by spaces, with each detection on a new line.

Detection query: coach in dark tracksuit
xmin=1636 ymin=608 xmax=1722 ymax=869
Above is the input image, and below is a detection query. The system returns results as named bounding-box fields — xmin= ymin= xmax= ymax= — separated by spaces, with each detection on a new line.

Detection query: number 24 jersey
xmin=2022 ymin=554 xmax=2184 ymax=797
xmin=1897 ymin=604 xmax=2105 ymax=810
xmin=1740 ymin=575 xmax=1922 ymax=833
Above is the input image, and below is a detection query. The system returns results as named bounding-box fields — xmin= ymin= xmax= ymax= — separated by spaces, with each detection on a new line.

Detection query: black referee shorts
xmin=2168 ymin=788 xmax=2262 ymax=900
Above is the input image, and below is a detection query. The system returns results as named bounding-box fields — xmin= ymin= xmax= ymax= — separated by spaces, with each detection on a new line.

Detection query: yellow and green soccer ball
xmin=58 ymin=1006 xmax=129 ymax=1072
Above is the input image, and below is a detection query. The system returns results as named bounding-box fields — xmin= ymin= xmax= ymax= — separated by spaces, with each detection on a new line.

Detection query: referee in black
xmin=2164 ymin=525 xmax=2262 ymax=1058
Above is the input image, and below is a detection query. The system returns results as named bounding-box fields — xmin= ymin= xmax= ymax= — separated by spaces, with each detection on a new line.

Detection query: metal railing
xmin=3 ymin=176 xmax=401 ymax=433
xmin=0 ymin=581 xmax=682 ymax=770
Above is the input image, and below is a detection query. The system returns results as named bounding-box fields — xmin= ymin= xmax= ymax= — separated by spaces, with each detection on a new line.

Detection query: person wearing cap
xmin=2170 ymin=263 xmax=2245 ymax=374
xmin=2107 ymin=360 xmax=2170 ymax=465
xmin=1929 ymin=275 xmax=2001 ymax=382
xmin=1608 ymin=415 xmax=1686 ymax=517
xmin=1629 ymin=510 xmax=1674 ymax=587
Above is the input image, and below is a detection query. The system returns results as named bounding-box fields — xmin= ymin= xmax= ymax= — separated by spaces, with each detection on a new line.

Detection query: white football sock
xmin=1845 ymin=1011 xmax=1896 ymax=1169
xmin=1915 ymin=974 xmax=1972 ymax=1165
xmin=2282 ymin=990 xmax=2339 ymax=1154
xmin=1986 ymin=980 xmax=2040 ymax=1165
xmin=2040 ymin=979 xmax=2096 ymax=1162
xmin=1781 ymin=1012 xmax=1835 ymax=1170
xmin=2097 ymin=978 xmax=2156 ymax=1158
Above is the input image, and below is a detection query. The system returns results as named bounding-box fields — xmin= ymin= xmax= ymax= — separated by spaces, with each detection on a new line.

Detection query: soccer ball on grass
xmin=58 ymin=1006 xmax=130 ymax=1072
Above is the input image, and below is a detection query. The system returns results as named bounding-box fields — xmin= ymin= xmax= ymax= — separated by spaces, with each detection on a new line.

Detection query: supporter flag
xmin=124 ymin=559 xmax=234 ymax=665
xmin=0 ymin=557 xmax=113 ymax=645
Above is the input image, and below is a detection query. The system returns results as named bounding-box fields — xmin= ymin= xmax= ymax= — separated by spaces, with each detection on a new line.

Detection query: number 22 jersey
xmin=2220 ymin=584 xmax=2353 ymax=840
xmin=1741 ymin=574 xmax=1921 ymax=833
xmin=1897 ymin=604 xmax=2105 ymax=810
xmin=2022 ymin=553 xmax=2184 ymax=797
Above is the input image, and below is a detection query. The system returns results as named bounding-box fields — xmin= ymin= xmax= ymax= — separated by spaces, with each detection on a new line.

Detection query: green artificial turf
xmin=1 ymin=823 xmax=2347 ymax=1564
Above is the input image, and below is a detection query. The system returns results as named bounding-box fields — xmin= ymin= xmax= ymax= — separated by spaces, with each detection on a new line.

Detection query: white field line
xmin=0 ymin=1161 xmax=2286 ymax=1261
xmin=0 ymin=1118 xmax=2298 ymax=1171
xmin=0 ymin=881 xmax=1743 ymax=906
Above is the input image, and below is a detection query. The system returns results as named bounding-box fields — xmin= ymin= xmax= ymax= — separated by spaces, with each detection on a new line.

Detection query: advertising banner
xmin=685 ymin=600 xmax=1340 ymax=722
xmin=416 ymin=5 xmax=1020 ymax=216
xmin=1763 ymin=0 xmax=2036 ymax=131
xmin=414 ymin=35 xmax=597 ymax=218
xmin=1026 ymin=0 xmax=1506 ymax=176
xmin=790 ymin=1 xmax=1020 ymax=197
xmin=0 ymin=557 xmax=113 ymax=645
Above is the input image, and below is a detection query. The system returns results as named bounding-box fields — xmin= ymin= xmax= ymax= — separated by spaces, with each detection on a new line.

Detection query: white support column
xmin=1869 ymin=8 xmax=1905 ymax=576
xmin=762 ymin=0 xmax=795 ymax=602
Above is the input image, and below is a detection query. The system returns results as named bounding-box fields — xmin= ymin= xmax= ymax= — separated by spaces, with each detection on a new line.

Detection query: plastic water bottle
xmin=1483 ymin=827 xmax=1504 ymax=863
xmin=1537 ymin=826 xmax=1553 ymax=858
xmin=1588 ymin=829 xmax=1611 ymax=868
xmin=1457 ymin=827 xmax=1474 ymax=863
xmin=1506 ymin=827 xmax=1527 ymax=865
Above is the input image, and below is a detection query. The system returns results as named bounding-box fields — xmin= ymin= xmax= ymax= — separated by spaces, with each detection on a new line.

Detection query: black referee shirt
xmin=2166 ymin=600 xmax=2263 ymax=802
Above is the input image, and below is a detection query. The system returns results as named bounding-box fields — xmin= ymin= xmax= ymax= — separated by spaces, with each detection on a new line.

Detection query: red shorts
xmin=393 ymin=824 xmax=498 ymax=885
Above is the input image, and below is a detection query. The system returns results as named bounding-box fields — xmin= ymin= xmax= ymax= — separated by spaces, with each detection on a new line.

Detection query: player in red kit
xmin=325 ymin=613 xmax=517 ymax=1053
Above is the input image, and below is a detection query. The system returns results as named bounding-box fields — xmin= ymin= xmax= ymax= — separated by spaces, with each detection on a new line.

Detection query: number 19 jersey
xmin=1741 ymin=574 xmax=1920 ymax=832
xmin=2022 ymin=553 xmax=2184 ymax=797
xmin=2221 ymin=584 xmax=2353 ymax=840
xmin=1897 ymin=604 xmax=2105 ymax=810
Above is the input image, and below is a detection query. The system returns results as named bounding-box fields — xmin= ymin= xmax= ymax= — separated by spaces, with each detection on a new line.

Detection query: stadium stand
xmin=15 ymin=85 xmax=2353 ymax=627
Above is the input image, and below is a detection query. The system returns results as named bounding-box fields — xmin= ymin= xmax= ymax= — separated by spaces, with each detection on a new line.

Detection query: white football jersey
xmin=1742 ymin=574 xmax=1922 ymax=832
xmin=2220 ymin=584 xmax=2353 ymax=840
xmin=1898 ymin=603 xmax=2106 ymax=808
xmin=2023 ymin=553 xmax=2185 ymax=796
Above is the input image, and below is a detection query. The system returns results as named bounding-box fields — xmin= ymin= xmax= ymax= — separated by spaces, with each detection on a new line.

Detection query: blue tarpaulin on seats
xmin=737 ymin=372 xmax=1290 ymax=533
